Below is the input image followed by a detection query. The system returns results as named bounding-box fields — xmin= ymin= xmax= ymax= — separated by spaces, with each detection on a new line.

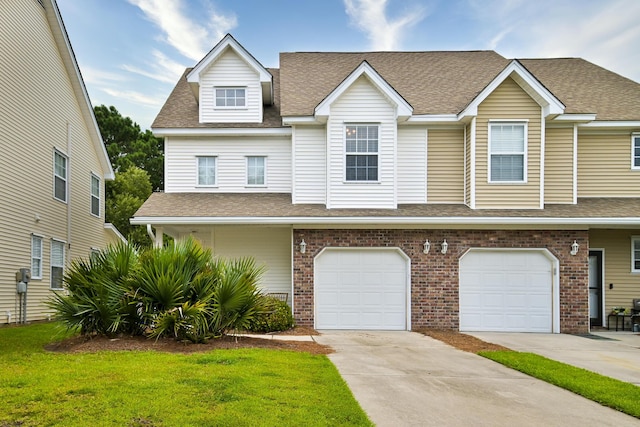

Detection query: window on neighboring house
xmin=345 ymin=125 xmax=379 ymax=181
xmin=54 ymin=150 xmax=68 ymax=202
xmin=215 ymin=88 xmax=246 ymax=107
xmin=50 ymin=240 xmax=65 ymax=290
xmin=247 ymin=156 xmax=266 ymax=186
xmin=632 ymin=237 xmax=640 ymax=272
xmin=489 ymin=122 xmax=526 ymax=182
xmin=91 ymin=174 xmax=100 ymax=216
xmin=197 ymin=156 xmax=217 ymax=186
xmin=632 ymin=134 xmax=640 ymax=169
xmin=31 ymin=235 xmax=43 ymax=279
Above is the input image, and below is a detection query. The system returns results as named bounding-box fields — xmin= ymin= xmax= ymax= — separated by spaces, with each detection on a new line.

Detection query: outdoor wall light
xmin=423 ymin=240 xmax=431 ymax=254
xmin=441 ymin=239 xmax=448 ymax=254
xmin=570 ymin=240 xmax=579 ymax=256
xmin=299 ymin=239 xmax=307 ymax=254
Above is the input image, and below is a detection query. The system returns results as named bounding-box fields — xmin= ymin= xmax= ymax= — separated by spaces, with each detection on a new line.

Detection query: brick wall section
xmin=292 ymin=229 xmax=589 ymax=334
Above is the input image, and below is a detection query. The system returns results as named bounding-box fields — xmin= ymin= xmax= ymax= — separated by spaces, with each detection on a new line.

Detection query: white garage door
xmin=459 ymin=250 xmax=553 ymax=332
xmin=315 ymin=249 xmax=408 ymax=330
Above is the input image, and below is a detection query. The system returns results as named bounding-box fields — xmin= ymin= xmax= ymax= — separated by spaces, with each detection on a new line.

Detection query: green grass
xmin=0 ymin=323 xmax=372 ymax=426
xmin=480 ymin=351 xmax=640 ymax=418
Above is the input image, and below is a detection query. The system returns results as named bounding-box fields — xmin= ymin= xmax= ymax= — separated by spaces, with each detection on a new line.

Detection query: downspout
xmin=146 ymin=224 xmax=156 ymax=242
xmin=66 ymin=122 xmax=72 ymax=264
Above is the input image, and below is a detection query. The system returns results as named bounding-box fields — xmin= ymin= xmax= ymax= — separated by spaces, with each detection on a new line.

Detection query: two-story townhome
xmin=0 ymin=0 xmax=124 ymax=323
xmin=133 ymin=34 xmax=640 ymax=334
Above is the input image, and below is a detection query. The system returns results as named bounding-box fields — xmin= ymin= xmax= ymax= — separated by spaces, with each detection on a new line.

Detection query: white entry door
xmin=315 ymin=248 xmax=408 ymax=330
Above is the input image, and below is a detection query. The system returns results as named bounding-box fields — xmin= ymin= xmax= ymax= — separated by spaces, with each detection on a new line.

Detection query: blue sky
xmin=56 ymin=0 xmax=640 ymax=130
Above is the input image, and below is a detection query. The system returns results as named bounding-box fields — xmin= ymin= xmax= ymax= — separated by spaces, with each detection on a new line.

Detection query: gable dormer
xmin=187 ymin=34 xmax=272 ymax=124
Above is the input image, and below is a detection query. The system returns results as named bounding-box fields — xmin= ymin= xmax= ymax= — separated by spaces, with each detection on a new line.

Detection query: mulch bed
xmin=414 ymin=328 xmax=511 ymax=353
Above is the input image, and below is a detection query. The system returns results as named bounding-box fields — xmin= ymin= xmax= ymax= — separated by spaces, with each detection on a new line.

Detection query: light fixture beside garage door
xmin=299 ymin=239 xmax=307 ymax=254
xmin=570 ymin=240 xmax=579 ymax=256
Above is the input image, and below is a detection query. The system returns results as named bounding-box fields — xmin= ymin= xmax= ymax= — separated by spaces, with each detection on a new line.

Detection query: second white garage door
xmin=315 ymin=248 xmax=408 ymax=330
xmin=459 ymin=250 xmax=555 ymax=333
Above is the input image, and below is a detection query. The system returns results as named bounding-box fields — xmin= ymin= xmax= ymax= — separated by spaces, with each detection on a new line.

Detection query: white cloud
xmin=80 ymin=66 xmax=127 ymax=86
xmin=122 ymin=50 xmax=187 ymax=84
xmin=127 ymin=0 xmax=237 ymax=61
xmin=102 ymin=88 xmax=165 ymax=108
xmin=344 ymin=0 xmax=426 ymax=50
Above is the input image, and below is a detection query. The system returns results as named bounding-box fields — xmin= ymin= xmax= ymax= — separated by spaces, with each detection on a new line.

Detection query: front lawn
xmin=0 ymin=323 xmax=372 ymax=426
xmin=480 ymin=351 xmax=640 ymax=419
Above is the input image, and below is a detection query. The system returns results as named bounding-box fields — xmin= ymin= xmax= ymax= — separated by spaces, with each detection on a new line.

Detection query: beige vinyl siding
xmin=292 ymin=126 xmax=326 ymax=204
xmin=164 ymin=136 xmax=291 ymax=193
xmin=590 ymin=229 xmax=640 ymax=316
xmin=427 ymin=128 xmax=465 ymax=203
xmin=0 ymin=0 xmax=111 ymax=323
xmin=397 ymin=127 xmax=426 ymax=203
xmin=199 ymin=49 xmax=262 ymax=123
xmin=210 ymin=226 xmax=292 ymax=297
xmin=578 ymin=133 xmax=640 ymax=196
xmin=327 ymin=76 xmax=396 ymax=208
xmin=475 ymin=77 xmax=542 ymax=209
xmin=544 ymin=127 xmax=574 ymax=203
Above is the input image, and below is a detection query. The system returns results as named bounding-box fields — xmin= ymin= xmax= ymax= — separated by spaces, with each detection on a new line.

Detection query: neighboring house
xmin=0 ymin=0 xmax=124 ymax=323
xmin=133 ymin=34 xmax=640 ymax=334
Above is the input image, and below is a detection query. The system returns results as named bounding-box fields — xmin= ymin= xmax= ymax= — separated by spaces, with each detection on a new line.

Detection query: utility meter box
xmin=17 ymin=281 xmax=27 ymax=294
xmin=16 ymin=268 xmax=31 ymax=284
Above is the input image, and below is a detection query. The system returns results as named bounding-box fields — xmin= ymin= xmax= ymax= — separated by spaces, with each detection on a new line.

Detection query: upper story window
xmin=247 ymin=156 xmax=266 ymax=186
xmin=54 ymin=150 xmax=68 ymax=202
xmin=489 ymin=122 xmax=527 ymax=183
xmin=215 ymin=87 xmax=246 ymax=108
xmin=632 ymin=237 xmax=640 ymax=272
xmin=51 ymin=239 xmax=65 ymax=290
xmin=91 ymin=174 xmax=100 ymax=217
xmin=197 ymin=156 xmax=217 ymax=186
xmin=345 ymin=125 xmax=379 ymax=182
xmin=632 ymin=134 xmax=640 ymax=169
xmin=31 ymin=234 xmax=43 ymax=279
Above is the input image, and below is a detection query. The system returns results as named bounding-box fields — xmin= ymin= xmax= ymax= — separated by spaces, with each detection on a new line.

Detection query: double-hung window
xmin=632 ymin=237 xmax=640 ymax=272
xmin=31 ymin=235 xmax=43 ymax=279
xmin=54 ymin=150 xmax=68 ymax=202
xmin=247 ymin=156 xmax=266 ymax=186
xmin=215 ymin=87 xmax=245 ymax=107
xmin=489 ymin=122 xmax=526 ymax=182
xmin=51 ymin=240 xmax=65 ymax=290
xmin=91 ymin=174 xmax=100 ymax=216
xmin=632 ymin=134 xmax=640 ymax=169
xmin=197 ymin=156 xmax=216 ymax=186
xmin=345 ymin=125 xmax=378 ymax=182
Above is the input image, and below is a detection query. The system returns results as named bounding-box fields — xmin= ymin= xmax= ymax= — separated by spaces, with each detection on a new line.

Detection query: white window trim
xmin=196 ymin=156 xmax=218 ymax=187
xmin=90 ymin=173 xmax=100 ymax=217
xmin=31 ymin=234 xmax=43 ymax=280
xmin=632 ymin=236 xmax=640 ymax=273
xmin=631 ymin=134 xmax=640 ymax=170
xmin=50 ymin=239 xmax=66 ymax=290
xmin=245 ymin=156 xmax=267 ymax=187
xmin=53 ymin=149 xmax=68 ymax=203
xmin=213 ymin=86 xmax=247 ymax=110
xmin=487 ymin=120 xmax=528 ymax=184
xmin=343 ymin=123 xmax=381 ymax=183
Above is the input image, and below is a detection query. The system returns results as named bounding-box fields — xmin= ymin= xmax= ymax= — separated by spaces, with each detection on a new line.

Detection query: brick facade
xmin=293 ymin=229 xmax=589 ymax=334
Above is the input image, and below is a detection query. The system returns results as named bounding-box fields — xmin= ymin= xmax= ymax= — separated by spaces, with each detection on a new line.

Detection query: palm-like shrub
xmin=246 ymin=297 xmax=295 ymax=333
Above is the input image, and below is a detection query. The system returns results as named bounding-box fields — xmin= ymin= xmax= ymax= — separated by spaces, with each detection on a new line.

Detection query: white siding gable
xmin=165 ymin=136 xmax=291 ymax=193
xmin=397 ymin=127 xmax=427 ymax=203
xmin=326 ymin=76 xmax=397 ymax=209
xmin=199 ymin=48 xmax=263 ymax=123
xmin=292 ymin=126 xmax=326 ymax=204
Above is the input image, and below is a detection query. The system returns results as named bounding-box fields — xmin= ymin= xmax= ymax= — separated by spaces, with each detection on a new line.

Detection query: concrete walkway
xmin=468 ymin=331 xmax=640 ymax=385
xmin=314 ymin=331 xmax=639 ymax=427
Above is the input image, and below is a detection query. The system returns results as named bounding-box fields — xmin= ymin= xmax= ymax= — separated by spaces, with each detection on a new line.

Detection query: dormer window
xmin=215 ymin=87 xmax=246 ymax=108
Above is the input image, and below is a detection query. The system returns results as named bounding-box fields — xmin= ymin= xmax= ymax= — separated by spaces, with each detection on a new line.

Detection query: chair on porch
xmin=631 ymin=299 xmax=640 ymax=330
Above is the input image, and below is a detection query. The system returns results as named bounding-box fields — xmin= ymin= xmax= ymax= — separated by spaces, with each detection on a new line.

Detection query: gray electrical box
xmin=16 ymin=268 xmax=31 ymax=283
xmin=17 ymin=281 xmax=27 ymax=294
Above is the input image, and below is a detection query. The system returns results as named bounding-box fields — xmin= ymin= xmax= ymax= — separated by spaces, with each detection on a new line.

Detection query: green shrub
xmin=246 ymin=297 xmax=295 ymax=333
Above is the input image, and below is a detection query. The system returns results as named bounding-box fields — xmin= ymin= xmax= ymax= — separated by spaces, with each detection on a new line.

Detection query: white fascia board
xmin=406 ymin=115 xmax=459 ymax=124
xmin=553 ymin=114 xmax=597 ymax=122
xmin=282 ymin=116 xmax=324 ymax=125
xmin=579 ymin=121 xmax=640 ymax=128
xmin=187 ymin=34 xmax=272 ymax=84
xmin=459 ymin=60 xmax=565 ymax=120
xmin=131 ymin=216 xmax=640 ymax=226
xmin=48 ymin=0 xmax=114 ymax=180
xmin=104 ymin=223 xmax=127 ymax=243
xmin=314 ymin=61 xmax=413 ymax=119
xmin=152 ymin=128 xmax=292 ymax=137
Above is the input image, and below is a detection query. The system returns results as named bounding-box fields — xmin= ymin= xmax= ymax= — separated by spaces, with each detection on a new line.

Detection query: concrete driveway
xmin=314 ymin=331 xmax=639 ymax=426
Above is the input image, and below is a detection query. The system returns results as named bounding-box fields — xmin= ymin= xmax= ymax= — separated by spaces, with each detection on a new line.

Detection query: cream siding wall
xmin=0 ymin=0 xmax=111 ymax=323
xmin=578 ymin=133 xmax=640 ymax=196
xmin=210 ymin=226 xmax=292 ymax=297
xmin=474 ymin=77 xmax=542 ymax=209
xmin=292 ymin=126 xmax=326 ymax=204
xmin=544 ymin=127 xmax=574 ymax=203
xmin=427 ymin=128 xmax=465 ymax=203
xmin=590 ymin=229 xmax=640 ymax=316
xmin=327 ymin=76 xmax=396 ymax=209
xmin=198 ymin=49 xmax=262 ymax=123
xmin=397 ymin=127 xmax=427 ymax=204
xmin=164 ymin=136 xmax=291 ymax=193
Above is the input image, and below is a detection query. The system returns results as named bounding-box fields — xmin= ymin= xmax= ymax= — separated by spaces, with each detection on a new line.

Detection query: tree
xmin=105 ymin=167 xmax=152 ymax=247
